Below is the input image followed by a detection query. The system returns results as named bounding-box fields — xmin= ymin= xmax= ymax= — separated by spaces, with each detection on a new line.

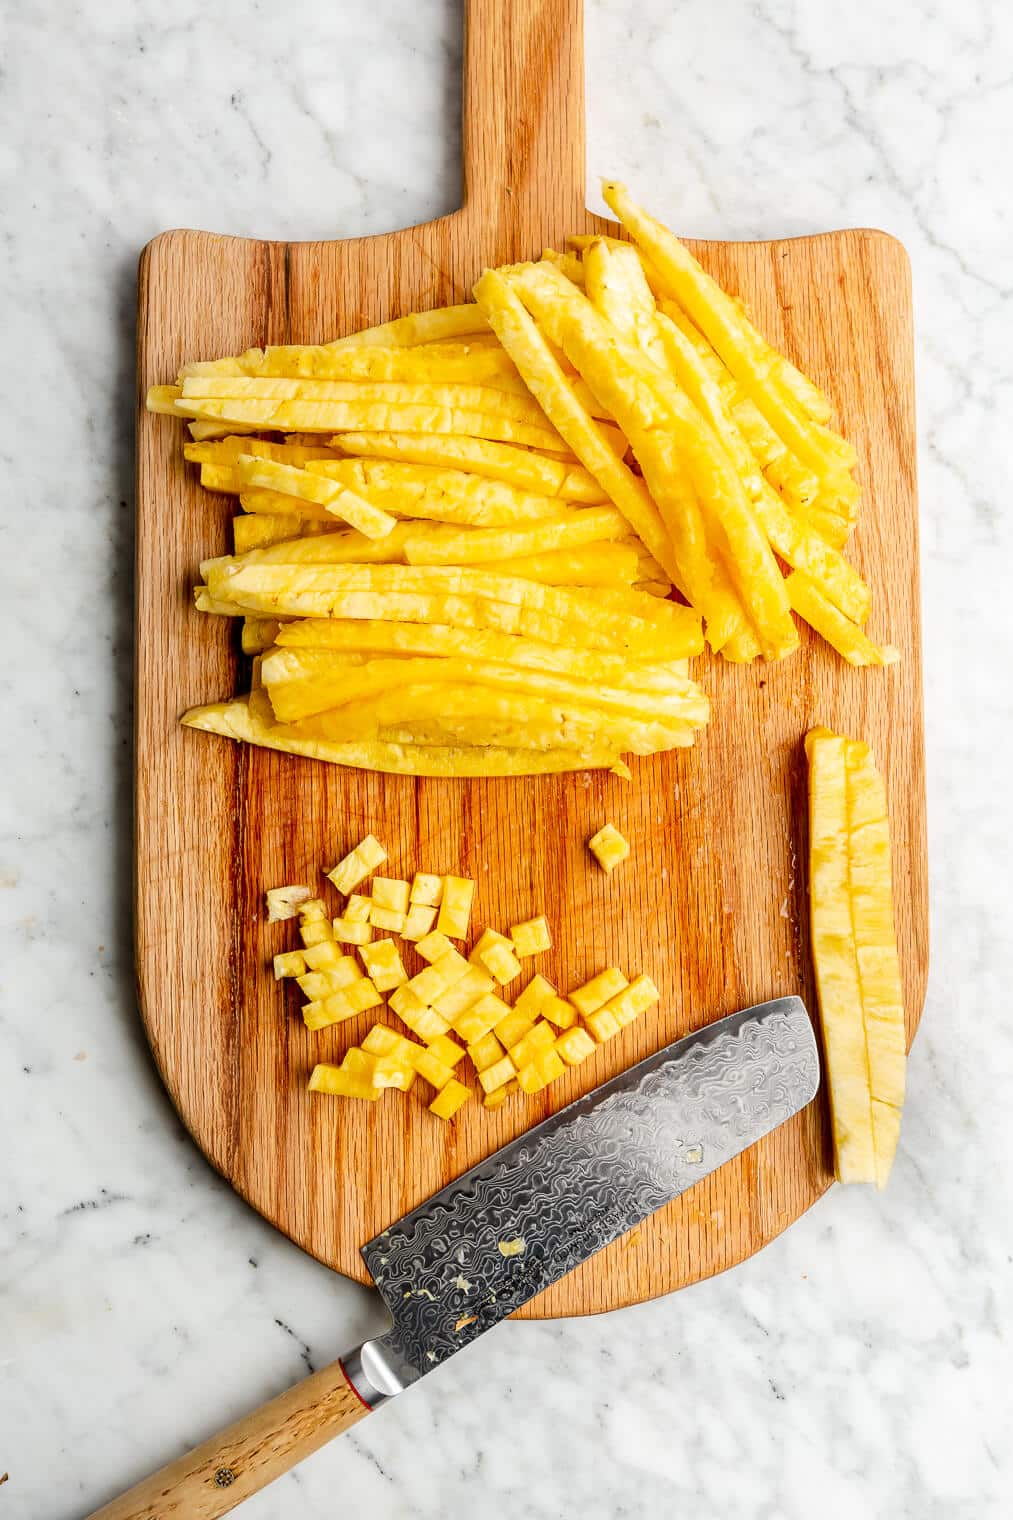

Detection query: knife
xmin=88 ymin=996 xmax=818 ymax=1520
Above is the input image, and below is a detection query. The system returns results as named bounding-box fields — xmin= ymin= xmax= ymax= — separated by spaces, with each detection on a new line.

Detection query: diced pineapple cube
xmin=509 ymin=915 xmax=552 ymax=957
xmin=410 ymin=872 xmax=444 ymax=907
xmin=369 ymin=905 xmax=407 ymax=934
xmin=584 ymin=1007 xmax=622 ymax=1043
xmin=555 ymin=1027 xmax=596 ymax=1066
xmin=541 ymin=995 xmax=577 ymax=1030
xmin=408 ymin=951 xmax=470 ymax=1004
xmin=508 ymin=1020 xmax=556 ymax=1067
xmin=301 ymin=1000 xmax=326 ymax=1027
xmin=415 ymin=930 xmax=458 ymax=964
xmin=427 ymin=1034 xmax=466 ymax=1069
xmin=401 ymin=903 xmax=439 ymax=941
xmin=358 ymin=938 xmax=408 ymax=993
xmin=265 ymin=885 xmax=311 ymax=922
xmin=478 ymin=1055 xmax=517 ymax=1094
xmin=300 ymin=919 xmax=334 ymax=948
xmin=297 ymin=961 xmax=361 ymax=999
xmin=433 ymin=966 xmax=495 ymax=1021
xmin=308 ymin=1058 xmax=381 ymax=1101
xmin=512 ymin=974 xmax=557 ymax=1020
xmin=344 ymin=894 xmax=372 ymax=924
xmin=414 ymin=1048 xmax=456 ymax=1090
xmin=298 ymin=899 xmax=330 ymax=922
xmin=610 ymin=760 xmax=633 ymax=781
xmin=372 ymin=1054 xmax=416 ymax=1092
xmin=454 ymin=991 xmax=510 ymax=1045
xmin=599 ymin=973 xmax=660 ymax=1027
xmin=517 ymin=1048 xmax=566 ymax=1094
xmin=389 ymin=985 xmax=450 ymax=1043
xmin=470 ymin=928 xmax=511 ymax=965
xmin=304 ymin=977 xmax=383 ymax=1030
xmin=327 ymin=834 xmax=388 ymax=895
xmin=492 ymin=1007 xmax=536 ymax=1050
xmin=372 ymin=876 xmax=410 ymax=914
xmin=467 ymin=1032 xmax=506 ymax=1073
xmin=477 ymin=938 xmax=522 ymax=986
xmin=570 ymin=968 xmax=629 ymax=1016
xmin=361 ymin=1024 xmax=401 ymax=1057
xmin=429 ymin=1079 xmax=472 ymax=1120
xmin=302 ymin=939 xmax=344 ymax=971
xmin=436 ymin=875 xmax=474 ymax=939
xmin=483 ymin=1087 xmax=510 ymax=1110
xmin=587 ymin=823 xmax=630 ymax=874
xmin=333 ymin=918 xmax=374 ymax=945
xmin=273 ymin=950 xmax=307 ymax=980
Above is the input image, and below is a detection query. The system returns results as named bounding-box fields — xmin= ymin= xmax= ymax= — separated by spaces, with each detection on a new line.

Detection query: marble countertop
xmin=2 ymin=1 xmax=1010 ymax=1516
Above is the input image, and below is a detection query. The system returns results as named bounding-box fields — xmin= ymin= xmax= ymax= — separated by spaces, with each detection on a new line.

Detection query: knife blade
xmin=343 ymin=994 xmax=819 ymax=1405
xmin=87 ymin=996 xmax=818 ymax=1520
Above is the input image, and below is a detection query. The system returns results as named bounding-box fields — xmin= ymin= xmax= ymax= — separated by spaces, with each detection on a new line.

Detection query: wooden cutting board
xmin=135 ymin=0 xmax=926 ymax=1318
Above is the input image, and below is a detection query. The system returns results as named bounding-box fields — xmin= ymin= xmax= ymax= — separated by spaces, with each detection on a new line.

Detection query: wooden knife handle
xmin=84 ymin=1356 xmax=370 ymax=1520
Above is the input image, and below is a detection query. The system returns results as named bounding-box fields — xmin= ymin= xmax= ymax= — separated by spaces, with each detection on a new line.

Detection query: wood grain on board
xmin=135 ymin=0 xmax=926 ymax=1318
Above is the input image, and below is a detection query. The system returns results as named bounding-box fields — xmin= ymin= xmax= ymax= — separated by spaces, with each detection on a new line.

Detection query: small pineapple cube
xmin=541 ymin=995 xmax=577 ymax=1030
xmin=513 ymin=974 xmax=557 ymax=1020
xmin=372 ymin=1055 xmax=416 ymax=1092
xmin=427 ymin=1034 xmax=466 ymax=1069
xmin=588 ymin=823 xmax=630 ymax=874
xmin=369 ymin=905 xmax=407 ymax=934
xmin=467 ymin=1032 xmax=506 ymax=1072
xmin=509 ymin=1020 xmax=556 ymax=1067
xmin=570 ymin=968 xmax=629 ymax=1016
xmin=610 ymin=760 xmax=633 ymax=781
xmin=358 ymin=938 xmax=408 ymax=993
xmin=302 ymin=939 xmax=344 ymax=971
xmin=300 ymin=919 xmax=334 ymax=948
xmin=555 ymin=1027 xmax=596 ymax=1066
xmin=433 ymin=966 xmax=494 ymax=1021
xmin=273 ymin=950 xmax=307 ymax=980
xmin=389 ymin=986 xmax=451 ymax=1043
xmin=333 ymin=918 xmax=374 ymax=946
xmin=361 ymin=1024 xmax=404 ymax=1057
xmin=478 ymin=1055 xmax=517 ymax=1094
xmin=327 ymin=834 xmax=387 ymax=895
xmin=305 ymin=977 xmax=383 ymax=1030
xmin=410 ymin=872 xmax=444 ymax=907
xmin=517 ymin=1048 xmax=566 ymax=1094
xmin=477 ymin=938 xmax=522 ymax=986
xmin=344 ymin=894 xmax=372 ymax=924
xmin=301 ymin=1000 xmax=326 ymax=1027
xmin=298 ymin=899 xmax=330 ymax=922
xmin=265 ymin=885 xmax=311 ymax=922
xmin=436 ymin=875 xmax=475 ymax=939
xmin=470 ymin=928 xmax=511 ymax=965
xmin=389 ymin=984 xmax=432 ymax=1024
xmin=429 ymin=1079 xmax=472 ymax=1120
xmin=454 ymin=991 xmax=510 ymax=1045
xmin=414 ymin=1048 xmax=456 ymax=1090
xmin=483 ymin=1086 xmax=510 ymax=1110
xmin=415 ymin=930 xmax=458 ymax=964
xmin=308 ymin=1058 xmax=381 ymax=1102
xmin=408 ymin=951 xmax=470 ymax=1004
xmin=584 ymin=1007 xmax=622 ymax=1043
xmin=493 ymin=1007 xmax=536 ymax=1051
xmin=401 ymin=903 xmax=439 ymax=941
xmin=599 ymin=973 xmax=660 ymax=1027
xmin=509 ymin=915 xmax=552 ymax=958
xmin=297 ymin=961 xmax=361 ymax=999
xmin=372 ymin=876 xmax=410 ymax=914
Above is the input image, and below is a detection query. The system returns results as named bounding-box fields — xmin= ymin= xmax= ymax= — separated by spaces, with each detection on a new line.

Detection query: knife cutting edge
xmin=88 ymin=996 xmax=819 ymax=1519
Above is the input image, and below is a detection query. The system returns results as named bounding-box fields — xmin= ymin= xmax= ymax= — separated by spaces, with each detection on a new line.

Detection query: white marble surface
xmin=2 ymin=1 xmax=1011 ymax=1515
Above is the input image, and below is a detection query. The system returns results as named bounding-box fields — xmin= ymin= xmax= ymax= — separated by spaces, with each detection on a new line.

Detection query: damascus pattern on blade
xmin=362 ymin=998 xmax=818 ymax=1382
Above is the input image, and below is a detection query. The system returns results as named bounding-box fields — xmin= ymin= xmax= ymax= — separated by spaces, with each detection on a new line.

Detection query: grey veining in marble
xmin=1 ymin=1 xmax=1011 ymax=1516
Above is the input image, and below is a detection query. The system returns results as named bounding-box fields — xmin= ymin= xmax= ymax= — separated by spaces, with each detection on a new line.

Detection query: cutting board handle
xmin=462 ymin=0 xmax=587 ymax=236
